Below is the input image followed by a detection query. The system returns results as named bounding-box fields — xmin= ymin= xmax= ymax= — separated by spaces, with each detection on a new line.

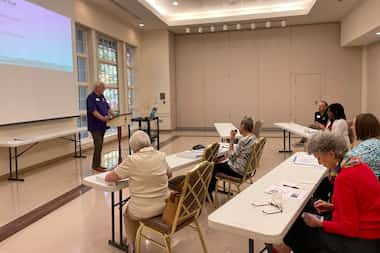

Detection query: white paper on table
xmin=293 ymin=153 xmax=319 ymax=167
xmin=264 ymin=184 xmax=306 ymax=200
xmin=96 ymin=172 xmax=129 ymax=185
xmin=175 ymin=150 xmax=203 ymax=159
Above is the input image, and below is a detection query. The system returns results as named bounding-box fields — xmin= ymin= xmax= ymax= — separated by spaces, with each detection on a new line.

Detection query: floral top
xmin=349 ymin=138 xmax=380 ymax=177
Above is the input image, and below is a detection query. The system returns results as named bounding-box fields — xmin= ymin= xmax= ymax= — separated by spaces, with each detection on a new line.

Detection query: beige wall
xmin=0 ymin=0 xmax=141 ymax=177
xmin=175 ymin=23 xmax=362 ymax=128
xmin=139 ymin=30 xmax=176 ymax=130
xmin=366 ymin=41 xmax=380 ymax=118
xmin=341 ymin=0 xmax=380 ymax=46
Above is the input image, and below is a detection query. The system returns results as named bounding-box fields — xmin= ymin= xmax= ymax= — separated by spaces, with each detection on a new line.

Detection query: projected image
xmin=0 ymin=0 xmax=73 ymax=72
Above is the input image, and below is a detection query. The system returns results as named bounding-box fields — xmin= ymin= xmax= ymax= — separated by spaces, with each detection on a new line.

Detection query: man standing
xmin=87 ymin=81 xmax=114 ymax=172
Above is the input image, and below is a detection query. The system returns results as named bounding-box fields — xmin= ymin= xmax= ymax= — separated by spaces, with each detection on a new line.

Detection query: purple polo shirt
xmin=86 ymin=92 xmax=110 ymax=132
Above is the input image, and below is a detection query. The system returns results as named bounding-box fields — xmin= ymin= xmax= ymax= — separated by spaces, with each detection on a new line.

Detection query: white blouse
xmin=330 ymin=119 xmax=351 ymax=148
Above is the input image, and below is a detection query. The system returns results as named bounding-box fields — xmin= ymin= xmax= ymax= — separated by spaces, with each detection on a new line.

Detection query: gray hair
xmin=307 ymin=132 xmax=348 ymax=160
xmin=241 ymin=116 xmax=254 ymax=132
xmin=129 ymin=130 xmax=151 ymax=153
xmin=94 ymin=81 xmax=105 ymax=89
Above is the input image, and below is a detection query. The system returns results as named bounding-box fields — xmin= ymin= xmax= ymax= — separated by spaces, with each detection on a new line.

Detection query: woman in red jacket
xmin=282 ymin=132 xmax=380 ymax=253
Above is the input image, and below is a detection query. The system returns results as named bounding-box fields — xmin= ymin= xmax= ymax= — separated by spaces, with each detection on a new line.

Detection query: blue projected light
xmin=0 ymin=0 xmax=73 ymax=72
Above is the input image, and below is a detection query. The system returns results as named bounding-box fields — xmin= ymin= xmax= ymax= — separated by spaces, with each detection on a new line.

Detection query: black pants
xmin=90 ymin=130 xmax=105 ymax=169
xmin=314 ymin=176 xmax=334 ymax=201
xmin=208 ymin=162 xmax=243 ymax=195
xmin=284 ymin=217 xmax=380 ymax=253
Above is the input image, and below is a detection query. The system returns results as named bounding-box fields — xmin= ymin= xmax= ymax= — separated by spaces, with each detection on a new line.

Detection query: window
xmin=76 ymin=25 xmax=89 ymax=139
xmin=97 ymin=36 xmax=119 ymax=112
xmin=126 ymin=46 xmax=135 ymax=114
xmin=98 ymin=35 xmax=119 ymax=135
xmin=103 ymin=150 xmax=119 ymax=169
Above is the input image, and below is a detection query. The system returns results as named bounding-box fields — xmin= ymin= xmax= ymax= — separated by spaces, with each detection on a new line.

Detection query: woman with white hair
xmin=105 ymin=130 xmax=172 ymax=253
xmin=278 ymin=132 xmax=380 ymax=253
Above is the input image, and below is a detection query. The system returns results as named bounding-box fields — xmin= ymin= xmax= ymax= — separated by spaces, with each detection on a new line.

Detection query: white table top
xmin=274 ymin=122 xmax=319 ymax=139
xmin=0 ymin=127 xmax=87 ymax=147
xmin=214 ymin=122 xmax=241 ymax=138
xmin=83 ymin=151 xmax=204 ymax=192
xmin=208 ymin=152 xmax=327 ymax=244
xmin=83 ymin=144 xmax=231 ymax=192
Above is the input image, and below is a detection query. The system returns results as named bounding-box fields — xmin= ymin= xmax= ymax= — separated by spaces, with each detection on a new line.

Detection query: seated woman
xmin=350 ymin=113 xmax=380 ymax=179
xmin=281 ymin=132 xmax=380 ymax=253
xmin=208 ymin=116 xmax=256 ymax=198
xmin=325 ymin=103 xmax=350 ymax=148
xmin=105 ymin=130 xmax=172 ymax=253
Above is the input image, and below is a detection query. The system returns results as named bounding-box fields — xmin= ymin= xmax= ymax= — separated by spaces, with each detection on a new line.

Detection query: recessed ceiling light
xmin=210 ymin=26 xmax=215 ymax=32
xmin=185 ymin=27 xmax=190 ymax=33
xmin=172 ymin=1 xmax=179 ymax=6
xmin=139 ymin=23 xmax=145 ymax=27
xmin=250 ymin=23 xmax=256 ymax=30
xmin=265 ymin=21 xmax=271 ymax=28
xmin=376 ymin=32 xmax=380 ymax=36
xmin=223 ymin=24 xmax=228 ymax=31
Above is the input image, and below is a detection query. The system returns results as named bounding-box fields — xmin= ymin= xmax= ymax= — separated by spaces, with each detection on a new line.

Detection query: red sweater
xmin=323 ymin=162 xmax=380 ymax=239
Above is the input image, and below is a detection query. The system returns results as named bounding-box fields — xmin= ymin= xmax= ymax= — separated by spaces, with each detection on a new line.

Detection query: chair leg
xmin=227 ymin=182 xmax=232 ymax=200
xmin=135 ymin=223 xmax=144 ymax=253
xmin=194 ymin=219 xmax=208 ymax=253
xmin=163 ymin=234 xmax=171 ymax=253
xmin=206 ymin=192 xmax=215 ymax=209
xmin=214 ymin=179 xmax=220 ymax=207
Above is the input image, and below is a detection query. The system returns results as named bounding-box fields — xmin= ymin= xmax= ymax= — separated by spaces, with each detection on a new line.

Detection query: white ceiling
xmin=89 ymin=0 xmax=360 ymax=33
xmin=138 ymin=0 xmax=317 ymax=26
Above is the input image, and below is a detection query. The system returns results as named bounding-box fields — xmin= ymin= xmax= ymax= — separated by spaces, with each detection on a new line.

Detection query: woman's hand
xmin=314 ymin=199 xmax=334 ymax=213
xmin=303 ymin=213 xmax=323 ymax=228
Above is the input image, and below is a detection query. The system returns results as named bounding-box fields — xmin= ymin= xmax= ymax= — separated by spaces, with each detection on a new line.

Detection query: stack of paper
xmin=293 ymin=153 xmax=319 ymax=166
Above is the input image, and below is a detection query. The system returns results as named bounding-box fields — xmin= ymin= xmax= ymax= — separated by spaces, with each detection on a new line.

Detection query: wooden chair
xmin=202 ymin=142 xmax=220 ymax=162
xmin=136 ymin=161 xmax=214 ymax=253
xmin=253 ymin=120 xmax=263 ymax=138
xmin=169 ymin=143 xmax=219 ymax=204
xmin=214 ymin=137 xmax=266 ymax=207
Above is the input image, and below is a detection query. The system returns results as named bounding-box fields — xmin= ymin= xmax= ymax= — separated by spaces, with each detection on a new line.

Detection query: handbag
xmin=162 ymin=191 xmax=181 ymax=225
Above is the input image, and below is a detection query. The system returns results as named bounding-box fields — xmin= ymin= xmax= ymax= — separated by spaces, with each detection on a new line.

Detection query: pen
xmin=282 ymin=184 xmax=299 ymax=189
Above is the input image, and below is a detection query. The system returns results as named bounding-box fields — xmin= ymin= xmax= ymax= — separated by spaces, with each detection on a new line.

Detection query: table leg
xmin=156 ymin=117 xmax=160 ymax=150
xmin=249 ymin=239 xmax=254 ymax=253
xmin=279 ymin=130 xmax=293 ymax=153
xmin=108 ymin=191 xmax=128 ymax=251
xmin=8 ymin=147 xmax=24 ymax=181
xmin=110 ymin=192 xmax=115 ymax=244
xmin=8 ymin=147 xmax=12 ymax=178
xmin=74 ymin=133 xmax=86 ymax=158
xmin=119 ymin=190 xmax=123 ymax=244
xmin=117 ymin=127 xmax=122 ymax=164
xmin=147 ymin=120 xmax=151 ymax=142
